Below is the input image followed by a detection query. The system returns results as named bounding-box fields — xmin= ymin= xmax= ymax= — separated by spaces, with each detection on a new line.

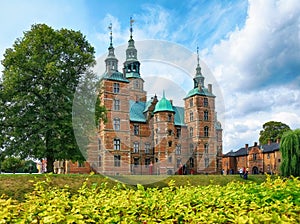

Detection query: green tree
xmin=0 ymin=24 xmax=104 ymax=172
xmin=1 ymin=156 xmax=24 ymax=173
xmin=280 ymin=129 xmax=300 ymax=177
xmin=259 ymin=121 xmax=291 ymax=145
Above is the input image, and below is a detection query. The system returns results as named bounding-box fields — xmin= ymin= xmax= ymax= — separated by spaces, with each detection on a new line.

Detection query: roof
xmin=126 ymin=72 xmax=141 ymax=79
xmin=129 ymin=100 xmax=147 ymax=122
xmin=173 ymin=106 xmax=185 ymax=126
xmin=153 ymin=92 xmax=175 ymax=113
xmin=224 ymin=142 xmax=279 ymax=157
xmin=184 ymin=87 xmax=215 ymax=99
xmin=102 ymin=71 xmax=129 ymax=83
xmin=262 ymin=142 xmax=280 ymax=153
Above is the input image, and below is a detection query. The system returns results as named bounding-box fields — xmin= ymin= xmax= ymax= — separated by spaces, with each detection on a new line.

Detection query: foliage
xmin=280 ymin=129 xmax=300 ymax=177
xmin=259 ymin=121 xmax=291 ymax=145
xmin=0 ymin=156 xmax=24 ymax=173
xmin=0 ymin=24 xmax=105 ymax=172
xmin=0 ymin=175 xmax=300 ymax=223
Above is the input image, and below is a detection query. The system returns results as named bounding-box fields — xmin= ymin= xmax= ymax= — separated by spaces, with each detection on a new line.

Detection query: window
xmin=278 ymin=159 xmax=281 ymax=163
xmin=168 ymin=114 xmax=172 ymax=122
xmin=267 ymin=153 xmax=270 ymax=159
xmin=134 ymin=80 xmax=139 ymax=89
xmin=190 ymin=127 xmax=193 ymax=138
xmin=204 ymin=98 xmax=208 ymax=107
xmin=113 ymin=83 xmax=120 ymax=93
xmin=98 ymin=156 xmax=102 ymax=167
xmin=189 ymin=157 xmax=194 ymax=168
xmin=134 ymin=158 xmax=139 ymax=167
xmin=134 ymin=124 xmax=139 ymax=135
xmin=190 ymin=143 xmax=194 ymax=153
xmin=189 ymin=99 xmax=193 ymax=107
xmin=168 ymin=141 xmax=172 ymax=147
xmin=113 ymin=118 xmax=120 ymax=130
xmin=204 ymin=126 xmax=209 ymax=137
xmin=133 ymin=142 xmax=139 ymax=153
xmin=98 ymin=138 xmax=101 ymax=151
xmin=204 ymin=143 xmax=209 ymax=154
xmin=176 ymin=128 xmax=181 ymax=138
xmin=168 ymin=129 xmax=172 ymax=135
xmin=114 ymin=99 xmax=120 ymax=110
xmin=145 ymin=158 xmax=151 ymax=167
xmin=205 ymin=158 xmax=209 ymax=168
xmin=175 ymin=144 xmax=181 ymax=155
xmin=253 ymin=153 xmax=257 ymax=161
xmin=155 ymin=128 xmax=158 ymax=134
xmin=177 ymin=158 xmax=182 ymax=168
xmin=190 ymin=111 xmax=194 ymax=121
xmin=114 ymin=155 xmax=121 ymax=167
xmin=145 ymin=143 xmax=151 ymax=154
xmin=204 ymin=111 xmax=208 ymax=121
xmin=114 ymin=139 xmax=120 ymax=150
xmin=168 ymin=156 xmax=172 ymax=163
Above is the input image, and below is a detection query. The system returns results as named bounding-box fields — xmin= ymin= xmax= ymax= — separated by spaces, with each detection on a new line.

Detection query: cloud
xmin=203 ymin=0 xmax=300 ymax=152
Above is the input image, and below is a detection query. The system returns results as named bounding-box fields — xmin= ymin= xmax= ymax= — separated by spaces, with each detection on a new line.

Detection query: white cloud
xmin=203 ymin=0 xmax=300 ymax=152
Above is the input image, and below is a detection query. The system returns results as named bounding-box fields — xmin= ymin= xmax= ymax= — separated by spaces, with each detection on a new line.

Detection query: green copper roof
xmin=184 ymin=87 xmax=215 ymax=99
xmin=102 ymin=71 xmax=129 ymax=83
xmin=153 ymin=92 xmax=175 ymax=113
xmin=129 ymin=100 xmax=147 ymax=122
xmin=173 ymin=106 xmax=185 ymax=126
xmin=126 ymin=72 xmax=141 ymax=79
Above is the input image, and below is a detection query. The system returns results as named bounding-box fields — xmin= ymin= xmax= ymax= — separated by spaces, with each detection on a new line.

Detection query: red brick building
xmin=222 ymin=140 xmax=281 ymax=175
xmin=70 ymin=23 xmax=223 ymax=175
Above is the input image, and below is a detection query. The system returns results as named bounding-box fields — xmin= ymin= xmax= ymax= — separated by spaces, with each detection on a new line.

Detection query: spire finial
xmin=108 ymin=23 xmax=113 ymax=47
xmin=197 ymin=46 xmax=200 ymax=67
xmin=162 ymin=90 xmax=165 ymax=98
xmin=130 ymin=17 xmax=135 ymax=39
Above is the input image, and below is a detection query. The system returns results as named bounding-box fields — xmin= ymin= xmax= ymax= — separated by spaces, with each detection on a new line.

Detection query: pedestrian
xmin=244 ymin=167 xmax=249 ymax=180
xmin=239 ymin=168 xmax=243 ymax=178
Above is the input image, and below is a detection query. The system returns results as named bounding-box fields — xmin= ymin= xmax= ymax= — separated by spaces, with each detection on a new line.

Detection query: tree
xmin=1 ymin=156 xmax=24 ymax=173
xmin=259 ymin=121 xmax=291 ymax=145
xmin=280 ymin=129 xmax=300 ymax=177
xmin=0 ymin=24 xmax=105 ymax=172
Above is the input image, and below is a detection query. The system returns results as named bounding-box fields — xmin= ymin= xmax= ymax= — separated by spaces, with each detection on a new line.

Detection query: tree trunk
xmin=47 ymin=156 xmax=54 ymax=173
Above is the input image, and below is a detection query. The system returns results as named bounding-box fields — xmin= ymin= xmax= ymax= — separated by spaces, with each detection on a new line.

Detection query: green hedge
xmin=1 ymin=175 xmax=300 ymax=223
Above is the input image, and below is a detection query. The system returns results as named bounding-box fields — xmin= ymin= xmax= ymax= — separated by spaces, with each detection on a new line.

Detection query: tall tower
xmin=98 ymin=24 xmax=131 ymax=175
xmin=184 ymin=47 xmax=218 ymax=174
xmin=123 ymin=17 xmax=147 ymax=102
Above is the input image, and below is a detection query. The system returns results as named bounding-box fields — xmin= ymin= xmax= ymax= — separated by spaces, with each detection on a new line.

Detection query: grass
xmin=0 ymin=173 xmax=268 ymax=201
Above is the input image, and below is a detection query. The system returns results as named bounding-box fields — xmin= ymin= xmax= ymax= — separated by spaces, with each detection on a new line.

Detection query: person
xmin=239 ymin=168 xmax=243 ymax=178
xmin=244 ymin=167 xmax=249 ymax=180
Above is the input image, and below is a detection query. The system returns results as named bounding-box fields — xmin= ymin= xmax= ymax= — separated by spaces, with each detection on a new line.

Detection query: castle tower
xmin=184 ymin=47 xmax=218 ymax=174
xmin=123 ymin=17 xmax=147 ymax=102
xmin=98 ymin=24 xmax=131 ymax=175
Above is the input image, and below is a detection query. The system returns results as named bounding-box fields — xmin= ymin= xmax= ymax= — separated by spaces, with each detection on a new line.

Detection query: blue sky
xmin=0 ymin=0 xmax=300 ymax=153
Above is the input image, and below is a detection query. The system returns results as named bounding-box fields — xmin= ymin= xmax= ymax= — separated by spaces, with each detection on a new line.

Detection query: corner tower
xmin=184 ymin=47 xmax=219 ymax=174
xmin=123 ymin=17 xmax=147 ymax=102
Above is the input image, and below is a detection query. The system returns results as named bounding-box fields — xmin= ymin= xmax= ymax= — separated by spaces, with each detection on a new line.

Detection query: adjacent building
xmin=222 ymin=140 xmax=281 ymax=175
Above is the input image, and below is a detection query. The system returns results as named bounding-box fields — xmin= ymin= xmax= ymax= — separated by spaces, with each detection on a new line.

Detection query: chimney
xmin=208 ymin=84 xmax=212 ymax=93
xmin=276 ymin=138 xmax=280 ymax=144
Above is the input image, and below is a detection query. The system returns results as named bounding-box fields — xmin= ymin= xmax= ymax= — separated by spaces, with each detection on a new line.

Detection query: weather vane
xmin=108 ymin=23 xmax=113 ymax=46
xmin=130 ymin=17 xmax=135 ymax=38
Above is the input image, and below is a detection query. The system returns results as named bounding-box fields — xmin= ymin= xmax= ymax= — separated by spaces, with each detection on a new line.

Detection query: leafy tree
xmin=1 ymin=156 xmax=24 ymax=173
xmin=280 ymin=129 xmax=300 ymax=177
xmin=259 ymin=121 xmax=291 ymax=145
xmin=0 ymin=24 xmax=105 ymax=172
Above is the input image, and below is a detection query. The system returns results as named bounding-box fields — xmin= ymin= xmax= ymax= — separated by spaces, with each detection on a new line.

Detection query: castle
xmin=80 ymin=22 xmax=223 ymax=175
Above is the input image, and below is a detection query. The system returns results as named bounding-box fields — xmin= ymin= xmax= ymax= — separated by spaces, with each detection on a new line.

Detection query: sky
xmin=0 ymin=0 xmax=299 ymax=153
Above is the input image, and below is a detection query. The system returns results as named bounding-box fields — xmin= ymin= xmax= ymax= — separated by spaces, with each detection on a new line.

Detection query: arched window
xmin=98 ymin=155 xmax=102 ymax=167
xmin=114 ymin=139 xmax=120 ymax=150
xmin=190 ymin=111 xmax=194 ymax=121
xmin=204 ymin=143 xmax=209 ymax=153
xmin=176 ymin=144 xmax=181 ymax=155
xmin=190 ymin=127 xmax=193 ymax=138
xmin=204 ymin=98 xmax=208 ymax=107
xmin=204 ymin=126 xmax=209 ymax=137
